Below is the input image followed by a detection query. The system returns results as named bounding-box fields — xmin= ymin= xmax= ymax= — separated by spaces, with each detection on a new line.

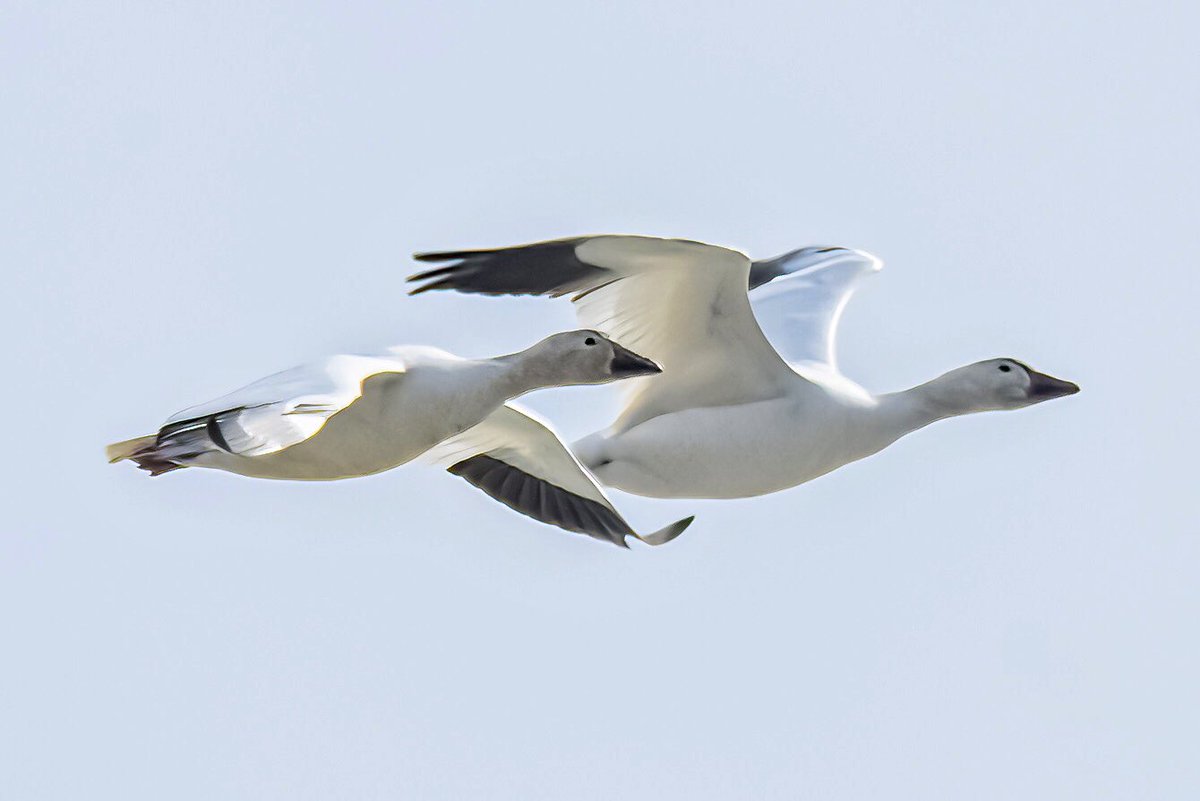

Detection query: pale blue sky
xmin=2 ymin=2 xmax=1197 ymax=799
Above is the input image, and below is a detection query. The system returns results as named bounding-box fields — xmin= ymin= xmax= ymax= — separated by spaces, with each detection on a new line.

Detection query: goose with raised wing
xmin=408 ymin=236 xmax=1080 ymax=499
xmin=107 ymin=330 xmax=693 ymax=547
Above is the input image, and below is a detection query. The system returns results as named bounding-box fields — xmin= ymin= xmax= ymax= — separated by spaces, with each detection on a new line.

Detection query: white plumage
xmin=108 ymin=331 xmax=692 ymax=547
xmin=410 ymin=235 xmax=1080 ymax=499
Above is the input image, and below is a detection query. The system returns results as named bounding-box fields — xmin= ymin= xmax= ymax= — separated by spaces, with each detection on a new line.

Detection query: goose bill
xmin=1027 ymin=370 xmax=1080 ymax=400
xmin=610 ymin=344 xmax=662 ymax=377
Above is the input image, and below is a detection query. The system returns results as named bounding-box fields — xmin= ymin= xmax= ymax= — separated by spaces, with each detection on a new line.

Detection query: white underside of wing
xmin=570 ymin=236 xmax=796 ymax=429
xmin=749 ymin=249 xmax=883 ymax=372
xmin=423 ymin=403 xmax=614 ymax=509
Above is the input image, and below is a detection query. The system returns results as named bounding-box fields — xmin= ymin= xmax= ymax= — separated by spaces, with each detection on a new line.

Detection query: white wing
xmin=410 ymin=235 xmax=796 ymax=430
xmin=748 ymin=247 xmax=882 ymax=371
xmin=159 ymin=353 xmax=408 ymax=457
xmin=424 ymin=403 xmax=693 ymax=548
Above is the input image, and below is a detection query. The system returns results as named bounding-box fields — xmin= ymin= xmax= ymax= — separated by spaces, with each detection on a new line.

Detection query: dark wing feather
xmin=748 ymin=246 xmax=849 ymax=290
xmin=408 ymin=237 xmax=609 ymax=297
xmin=448 ymin=454 xmax=634 ymax=548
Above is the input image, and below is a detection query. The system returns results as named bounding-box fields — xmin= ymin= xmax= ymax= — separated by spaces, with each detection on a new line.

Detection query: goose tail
xmin=105 ymin=434 xmax=185 ymax=476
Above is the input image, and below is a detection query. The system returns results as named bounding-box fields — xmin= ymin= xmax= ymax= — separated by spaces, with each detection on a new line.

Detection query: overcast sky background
xmin=3 ymin=2 xmax=1197 ymax=799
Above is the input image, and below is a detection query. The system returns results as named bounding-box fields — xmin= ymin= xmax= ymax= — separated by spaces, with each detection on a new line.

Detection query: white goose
xmin=107 ymin=330 xmax=693 ymax=546
xmin=408 ymin=236 xmax=1080 ymax=499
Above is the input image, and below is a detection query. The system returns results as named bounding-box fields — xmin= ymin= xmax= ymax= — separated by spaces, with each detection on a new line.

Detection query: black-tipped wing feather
xmin=747 ymin=246 xmax=849 ymax=289
xmin=410 ymin=237 xmax=608 ymax=297
xmin=449 ymin=454 xmax=634 ymax=547
xmin=409 ymin=235 xmax=797 ymax=427
xmin=110 ymin=354 xmax=412 ymax=474
xmin=411 ymin=236 xmax=823 ymax=298
xmin=425 ymin=403 xmax=691 ymax=547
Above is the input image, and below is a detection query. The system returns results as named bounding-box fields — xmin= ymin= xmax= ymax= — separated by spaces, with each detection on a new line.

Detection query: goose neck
xmin=488 ymin=350 xmax=551 ymax=399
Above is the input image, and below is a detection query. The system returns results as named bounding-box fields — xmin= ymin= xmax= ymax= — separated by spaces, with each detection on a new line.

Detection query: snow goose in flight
xmin=408 ymin=236 xmax=1080 ymax=499
xmin=107 ymin=330 xmax=693 ymax=547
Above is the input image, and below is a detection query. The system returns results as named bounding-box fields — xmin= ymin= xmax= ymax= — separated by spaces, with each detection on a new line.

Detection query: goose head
xmin=922 ymin=358 xmax=1080 ymax=413
xmin=522 ymin=330 xmax=662 ymax=386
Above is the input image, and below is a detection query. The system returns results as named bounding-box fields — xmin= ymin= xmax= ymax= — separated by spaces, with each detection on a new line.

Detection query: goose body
xmin=409 ymin=235 xmax=1080 ymax=500
xmin=172 ymin=346 xmax=516 ymax=481
xmin=573 ymin=388 xmax=899 ymax=499
xmin=108 ymin=331 xmax=692 ymax=546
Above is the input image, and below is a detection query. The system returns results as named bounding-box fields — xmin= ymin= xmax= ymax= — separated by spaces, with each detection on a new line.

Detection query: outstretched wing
xmin=410 ymin=235 xmax=795 ymax=430
xmin=424 ymin=403 xmax=693 ymax=548
xmin=158 ymin=354 xmax=407 ymax=458
xmin=748 ymin=247 xmax=882 ymax=371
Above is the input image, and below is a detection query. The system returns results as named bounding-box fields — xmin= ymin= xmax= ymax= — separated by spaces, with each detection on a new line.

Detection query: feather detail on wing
xmin=424 ymin=403 xmax=693 ymax=547
xmin=409 ymin=235 xmax=796 ymax=430
xmin=748 ymin=247 xmax=883 ymax=372
xmin=159 ymin=354 xmax=408 ymax=458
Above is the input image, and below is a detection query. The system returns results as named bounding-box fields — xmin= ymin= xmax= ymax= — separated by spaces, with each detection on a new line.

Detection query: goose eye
xmin=998 ymin=364 xmax=1011 ymax=372
xmin=584 ymin=337 xmax=597 ymax=346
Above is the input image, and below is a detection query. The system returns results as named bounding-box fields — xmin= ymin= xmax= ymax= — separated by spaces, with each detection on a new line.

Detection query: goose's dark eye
xmin=998 ymin=364 xmax=1011 ymax=372
xmin=584 ymin=337 xmax=597 ymax=346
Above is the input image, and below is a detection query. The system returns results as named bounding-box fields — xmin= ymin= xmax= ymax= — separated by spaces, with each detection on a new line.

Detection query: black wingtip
xmin=405 ymin=238 xmax=605 ymax=299
xmin=407 ymin=278 xmax=460 ymax=296
xmin=406 ymin=264 xmax=460 ymax=282
xmin=449 ymin=454 xmax=640 ymax=547
xmin=406 ymin=280 xmax=439 ymax=295
xmin=412 ymin=250 xmax=484 ymax=263
xmin=406 ymin=260 xmax=473 ymax=295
